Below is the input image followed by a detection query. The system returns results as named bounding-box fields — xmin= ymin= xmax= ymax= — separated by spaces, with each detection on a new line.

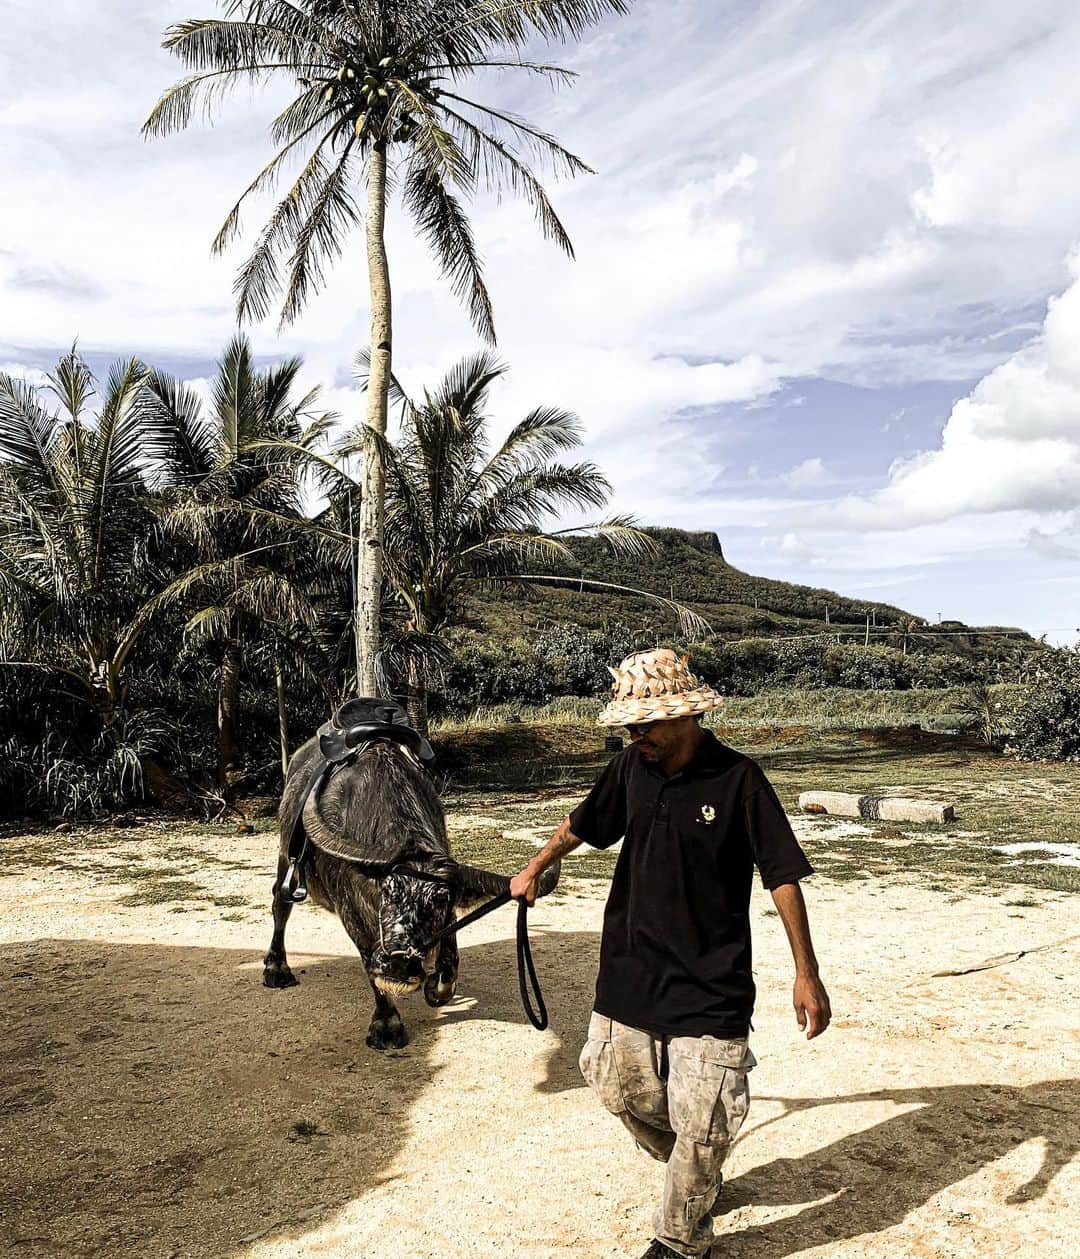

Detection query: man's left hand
xmin=793 ymin=973 xmax=831 ymax=1039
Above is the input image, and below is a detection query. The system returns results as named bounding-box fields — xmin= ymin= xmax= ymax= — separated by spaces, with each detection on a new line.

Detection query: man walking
xmin=510 ymin=649 xmax=831 ymax=1258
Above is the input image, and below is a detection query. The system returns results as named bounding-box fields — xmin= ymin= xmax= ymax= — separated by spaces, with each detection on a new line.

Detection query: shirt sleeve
xmin=568 ymin=752 xmax=627 ymax=850
xmin=743 ymin=775 xmax=814 ymax=890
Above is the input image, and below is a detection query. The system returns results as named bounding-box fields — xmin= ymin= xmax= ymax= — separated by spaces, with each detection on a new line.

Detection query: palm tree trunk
xmin=218 ymin=637 xmax=243 ymax=796
xmin=405 ymin=654 xmax=429 ymax=740
xmin=273 ymin=649 xmax=289 ymax=780
xmin=357 ymin=140 xmax=392 ymax=695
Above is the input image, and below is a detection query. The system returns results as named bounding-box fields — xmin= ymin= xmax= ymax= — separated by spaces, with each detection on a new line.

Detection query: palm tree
xmin=349 ymin=351 xmax=706 ymax=734
xmin=0 ymin=348 xmax=190 ymax=812
xmin=143 ymin=0 xmax=630 ymax=693
xmin=143 ymin=334 xmax=336 ymax=794
xmin=0 ymin=349 xmax=170 ymax=717
xmin=169 ymin=353 xmax=708 ymax=737
xmin=894 ymin=614 xmax=929 ymax=656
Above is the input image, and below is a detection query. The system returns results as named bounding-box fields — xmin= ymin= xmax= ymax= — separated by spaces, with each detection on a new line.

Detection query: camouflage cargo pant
xmin=578 ymin=1012 xmax=756 ymax=1258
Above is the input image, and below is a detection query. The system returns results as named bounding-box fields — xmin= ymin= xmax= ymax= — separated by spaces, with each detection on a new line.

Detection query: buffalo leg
xmin=424 ymin=934 xmax=459 ymax=1008
xmin=263 ymin=856 xmax=299 ymax=989
xmin=365 ymin=972 xmax=408 ymax=1051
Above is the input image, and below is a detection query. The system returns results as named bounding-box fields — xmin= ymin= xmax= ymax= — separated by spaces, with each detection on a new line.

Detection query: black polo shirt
xmin=568 ymin=730 xmax=813 ymax=1038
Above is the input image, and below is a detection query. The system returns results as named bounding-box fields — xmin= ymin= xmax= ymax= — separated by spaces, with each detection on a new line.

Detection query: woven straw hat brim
xmin=597 ymin=685 xmax=726 ymax=727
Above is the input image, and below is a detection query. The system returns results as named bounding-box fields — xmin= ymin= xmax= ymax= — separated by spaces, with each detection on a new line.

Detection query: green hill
xmin=462 ymin=527 xmax=1037 ymax=662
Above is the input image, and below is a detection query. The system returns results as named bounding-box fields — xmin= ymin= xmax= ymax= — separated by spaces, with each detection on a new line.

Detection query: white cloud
xmin=775 ymin=531 xmax=819 ymax=562
xmin=782 ymin=456 xmax=827 ymax=488
xmin=810 ymin=254 xmax=1080 ymax=529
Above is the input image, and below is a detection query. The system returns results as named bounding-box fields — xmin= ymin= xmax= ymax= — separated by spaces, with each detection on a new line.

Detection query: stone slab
xmin=797 ymin=790 xmax=955 ymax=824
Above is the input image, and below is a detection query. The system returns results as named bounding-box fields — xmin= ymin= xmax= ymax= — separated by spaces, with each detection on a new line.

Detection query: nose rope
xmin=419 ymin=888 xmax=548 ymax=1032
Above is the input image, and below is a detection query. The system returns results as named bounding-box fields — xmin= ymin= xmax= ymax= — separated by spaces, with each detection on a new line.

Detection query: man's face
xmin=624 ymin=718 xmax=682 ymax=760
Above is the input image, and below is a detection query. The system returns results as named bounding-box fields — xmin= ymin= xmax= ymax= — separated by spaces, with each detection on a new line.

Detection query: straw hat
xmin=596 ymin=649 xmax=725 ymax=727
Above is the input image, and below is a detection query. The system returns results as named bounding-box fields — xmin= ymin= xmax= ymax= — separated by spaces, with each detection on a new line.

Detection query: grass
xmin=431 ymin=685 xmax=1020 ymax=736
xmin=4 ymin=704 xmax=1078 ymax=904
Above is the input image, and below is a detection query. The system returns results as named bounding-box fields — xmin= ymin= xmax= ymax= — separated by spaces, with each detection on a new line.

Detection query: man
xmin=510 ymin=649 xmax=831 ymax=1259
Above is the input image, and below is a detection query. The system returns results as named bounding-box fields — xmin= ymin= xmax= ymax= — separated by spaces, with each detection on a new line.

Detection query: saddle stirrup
xmin=280 ymin=836 xmax=310 ymax=904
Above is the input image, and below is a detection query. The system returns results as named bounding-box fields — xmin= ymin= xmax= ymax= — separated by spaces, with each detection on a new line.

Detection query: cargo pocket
xmin=668 ymin=1037 xmax=754 ymax=1145
xmin=578 ymin=1013 xmax=625 ymax=1115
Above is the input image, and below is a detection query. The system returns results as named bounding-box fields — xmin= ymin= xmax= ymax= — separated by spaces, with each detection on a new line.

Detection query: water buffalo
xmin=263 ymin=726 xmax=558 ymax=1050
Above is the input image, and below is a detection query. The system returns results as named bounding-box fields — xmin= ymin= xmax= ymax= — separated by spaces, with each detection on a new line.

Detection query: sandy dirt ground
xmin=1 ymin=820 xmax=1078 ymax=1259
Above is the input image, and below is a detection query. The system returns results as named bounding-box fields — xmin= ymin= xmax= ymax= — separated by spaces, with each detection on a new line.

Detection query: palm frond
xmin=459 ymin=531 xmax=578 ymax=568
xmin=441 ymin=103 xmax=576 ymax=255
xmin=44 ymin=344 xmax=96 ymax=424
xmin=85 ymin=361 xmax=153 ymax=585
xmin=232 ymin=133 xmax=343 ymax=323
xmin=213 ymin=99 xmax=337 ymax=254
xmin=427 ymin=349 xmax=507 ymax=420
xmin=403 ymin=159 xmax=495 ymax=342
xmin=143 ymin=63 xmax=305 ymax=139
xmin=396 ymin=82 xmax=472 ymax=188
xmin=161 ymin=16 xmax=332 ymax=71
xmin=0 ymin=373 xmax=67 ymax=507
xmin=550 ymin=515 xmax=661 ymax=561
xmin=279 ymin=140 xmax=361 ymax=328
xmin=243 ymin=436 xmax=361 ymax=500
xmin=142 ymin=370 xmax=218 ymax=485
xmin=439 ymin=90 xmax=593 ymax=179
xmin=430 ymin=57 xmax=577 ymax=87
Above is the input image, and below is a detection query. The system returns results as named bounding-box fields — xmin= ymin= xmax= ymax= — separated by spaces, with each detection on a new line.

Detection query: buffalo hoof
xmin=263 ymin=960 xmax=298 ymax=989
xmin=366 ymin=1014 xmax=408 ymax=1052
xmin=423 ymin=970 xmax=457 ymax=1008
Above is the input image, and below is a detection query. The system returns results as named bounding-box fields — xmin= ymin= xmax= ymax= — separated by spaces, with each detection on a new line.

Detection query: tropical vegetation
xmin=144 ymin=0 xmax=629 ymax=692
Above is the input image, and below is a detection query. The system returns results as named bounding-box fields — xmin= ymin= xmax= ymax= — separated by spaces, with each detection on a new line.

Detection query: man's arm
xmin=510 ymin=818 xmax=584 ymax=905
xmin=770 ymin=881 xmax=831 ymax=1039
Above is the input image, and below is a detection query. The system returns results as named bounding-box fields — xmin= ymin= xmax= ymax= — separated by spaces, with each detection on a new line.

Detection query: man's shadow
xmin=712 ymin=1079 xmax=1077 ymax=1256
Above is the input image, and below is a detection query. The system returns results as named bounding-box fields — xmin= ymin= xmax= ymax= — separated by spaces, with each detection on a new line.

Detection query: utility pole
xmin=865 ymin=614 xmax=870 ymax=647
xmin=825 ymin=603 xmax=830 ymax=625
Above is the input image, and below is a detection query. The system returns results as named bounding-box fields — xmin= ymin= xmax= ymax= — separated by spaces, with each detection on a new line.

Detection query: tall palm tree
xmin=143 ymin=0 xmax=630 ymax=693
xmin=143 ymin=334 xmax=335 ymax=793
xmin=894 ymin=614 xmax=928 ymax=657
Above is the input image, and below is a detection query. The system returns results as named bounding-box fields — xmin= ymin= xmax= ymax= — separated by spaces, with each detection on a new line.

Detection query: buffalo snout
xmin=369 ymin=946 xmax=426 ymax=994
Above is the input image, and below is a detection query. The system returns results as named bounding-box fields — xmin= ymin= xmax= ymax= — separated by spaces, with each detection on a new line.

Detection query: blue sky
xmin=2 ymin=1 xmax=1079 ymax=644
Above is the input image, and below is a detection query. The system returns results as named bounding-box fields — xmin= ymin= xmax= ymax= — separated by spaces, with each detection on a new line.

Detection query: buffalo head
xmin=368 ymin=854 xmax=561 ymax=997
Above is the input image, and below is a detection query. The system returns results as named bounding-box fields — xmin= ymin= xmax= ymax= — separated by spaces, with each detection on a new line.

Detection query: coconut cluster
xmin=303 ymin=53 xmax=441 ymax=144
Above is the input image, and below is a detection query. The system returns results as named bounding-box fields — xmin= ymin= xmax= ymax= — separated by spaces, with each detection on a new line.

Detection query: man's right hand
xmin=510 ymin=818 xmax=583 ymax=907
xmin=509 ymin=868 xmax=541 ymax=906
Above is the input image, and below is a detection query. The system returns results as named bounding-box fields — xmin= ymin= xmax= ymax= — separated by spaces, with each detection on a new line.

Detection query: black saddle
xmin=317 ymin=696 xmax=435 ymax=768
xmin=278 ymin=696 xmax=435 ymax=904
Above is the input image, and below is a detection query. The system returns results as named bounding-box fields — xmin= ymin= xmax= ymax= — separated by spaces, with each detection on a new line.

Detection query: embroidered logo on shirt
xmin=699 ymin=804 xmax=716 ymax=824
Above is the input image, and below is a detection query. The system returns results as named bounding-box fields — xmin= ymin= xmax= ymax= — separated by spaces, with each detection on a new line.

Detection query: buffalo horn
xmin=455 ymin=858 xmax=561 ymax=903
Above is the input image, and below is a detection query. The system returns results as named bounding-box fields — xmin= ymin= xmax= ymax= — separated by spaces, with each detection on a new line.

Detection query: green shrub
xmin=1009 ymin=648 xmax=1080 ymax=761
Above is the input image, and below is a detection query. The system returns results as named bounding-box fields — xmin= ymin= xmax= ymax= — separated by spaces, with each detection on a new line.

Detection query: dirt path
xmin=0 ymin=824 xmax=1077 ymax=1258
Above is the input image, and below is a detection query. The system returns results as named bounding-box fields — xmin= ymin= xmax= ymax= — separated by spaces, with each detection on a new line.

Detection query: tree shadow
xmin=0 ymin=927 xmax=597 ymax=1258
xmin=715 ymin=1080 xmax=1078 ymax=1256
